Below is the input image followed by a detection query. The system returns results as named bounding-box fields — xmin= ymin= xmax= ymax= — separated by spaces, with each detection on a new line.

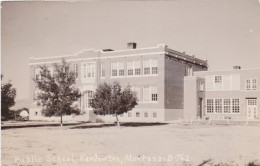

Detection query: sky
xmin=1 ymin=0 xmax=260 ymax=100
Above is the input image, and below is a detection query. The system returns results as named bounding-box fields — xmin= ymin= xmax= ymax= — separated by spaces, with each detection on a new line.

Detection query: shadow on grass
xmin=1 ymin=122 xmax=86 ymax=130
xmin=70 ymin=122 xmax=168 ymax=129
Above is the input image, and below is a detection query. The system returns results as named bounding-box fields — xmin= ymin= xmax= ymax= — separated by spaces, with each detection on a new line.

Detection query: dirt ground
xmin=1 ymin=124 xmax=260 ymax=166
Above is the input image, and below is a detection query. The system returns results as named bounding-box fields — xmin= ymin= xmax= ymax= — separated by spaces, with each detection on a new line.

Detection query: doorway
xmin=246 ymin=98 xmax=257 ymax=119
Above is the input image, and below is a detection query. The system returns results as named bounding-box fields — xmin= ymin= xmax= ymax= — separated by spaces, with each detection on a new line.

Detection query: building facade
xmin=184 ymin=68 xmax=260 ymax=120
xmin=29 ymin=43 xmax=207 ymax=122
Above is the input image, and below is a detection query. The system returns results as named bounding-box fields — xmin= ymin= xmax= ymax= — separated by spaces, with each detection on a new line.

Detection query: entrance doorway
xmin=198 ymin=98 xmax=203 ymax=119
xmin=246 ymin=98 xmax=257 ymax=119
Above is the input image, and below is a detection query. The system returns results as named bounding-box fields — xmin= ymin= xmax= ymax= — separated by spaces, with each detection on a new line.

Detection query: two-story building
xmin=184 ymin=67 xmax=260 ymax=120
xmin=29 ymin=43 xmax=208 ymax=122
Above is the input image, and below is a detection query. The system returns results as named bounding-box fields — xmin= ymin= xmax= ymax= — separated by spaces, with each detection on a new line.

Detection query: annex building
xmin=29 ymin=43 xmax=208 ymax=122
xmin=184 ymin=67 xmax=260 ymax=120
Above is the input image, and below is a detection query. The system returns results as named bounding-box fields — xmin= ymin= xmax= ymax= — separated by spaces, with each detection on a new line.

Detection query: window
xmin=231 ymin=74 xmax=240 ymax=90
xmin=143 ymin=59 xmax=158 ymax=75
xmin=151 ymin=86 xmax=158 ymax=101
xmin=35 ymin=68 xmax=41 ymax=81
xmin=153 ymin=112 xmax=157 ymax=118
xmin=252 ymin=79 xmax=257 ymax=90
xmin=207 ymin=98 xmax=239 ymax=114
xmin=131 ymin=86 xmax=141 ymax=102
xmin=111 ymin=62 xmax=125 ymax=77
xmin=224 ymin=99 xmax=231 ymax=113
xmin=144 ymin=112 xmax=148 ymax=117
xmin=143 ymin=85 xmax=158 ymax=102
xmin=246 ymin=79 xmax=257 ymax=90
xmin=101 ymin=62 xmax=105 ymax=78
xmin=83 ymin=63 xmax=95 ymax=78
xmin=215 ymin=76 xmax=222 ymax=83
xmin=111 ymin=62 xmax=117 ymax=77
xmin=232 ymin=99 xmax=239 ymax=113
xmin=151 ymin=59 xmax=158 ymax=74
xmin=118 ymin=62 xmax=124 ymax=76
xmin=206 ymin=74 xmax=240 ymax=91
xmin=127 ymin=61 xmax=134 ymax=76
xmin=206 ymin=99 xmax=214 ymax=113
xmin=74 ymin=64 xmax=78 ymax=79
xmin=199 ymin=82 xmax=204 ymax=91
xmin=143 ymin=60 xmax=150 ymax=75
xmin=215 ymin=99 xmax=222 ymax=113
xmin=128 ymin=112 xmax=132 ymax=117
xmin=85 ymin=91 xmax=94 ymax=109
xmin=143 ymin=86 xmax=150 ymax=102
xmin=136 ymin=112 xmax=140 ymax=117
xmin=134 ymin=61 xmax=141 ymax=75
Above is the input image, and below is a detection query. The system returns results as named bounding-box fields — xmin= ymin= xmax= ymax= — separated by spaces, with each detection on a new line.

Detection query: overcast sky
xmin=1 ymin=0 xmax=260 ymax=100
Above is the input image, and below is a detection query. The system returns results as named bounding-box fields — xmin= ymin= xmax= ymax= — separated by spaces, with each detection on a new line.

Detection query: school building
xmin=28 ymin=43 xmax=208 ymax=122
xmin=184 ymin=67 xmax=260 ymax=120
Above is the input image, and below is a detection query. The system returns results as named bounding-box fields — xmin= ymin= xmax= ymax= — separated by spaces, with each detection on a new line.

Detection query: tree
xmin=90 ymin=82 xmax=138 ymax=127
xmin=1 ymin=75 xmax=16 ymax=120
xmin=34 ymin=59 xmax=81 ymax=126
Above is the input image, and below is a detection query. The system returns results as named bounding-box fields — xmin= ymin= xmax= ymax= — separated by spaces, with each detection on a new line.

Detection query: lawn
xmin=1 ymin=123 xmax=260 ymax=166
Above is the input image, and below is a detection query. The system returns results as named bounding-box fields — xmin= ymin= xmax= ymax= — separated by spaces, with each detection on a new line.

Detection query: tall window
xmin=111 ymin=62 xmax=117 ymax=77
xmin=135 ymin=61 xmax=141 ymax=75
xmin=111 ymin=62 xmax=125 ymax=77
xmin=143 ymin=59 xmax=158 ymax=75
xmin=127 ymin=61 xmax=134 ymax=76
xmin=232 ymin=99 xmax=239 ymax=113
xmin=206 ymin=99 xmax=214 ymax=113
xmin=143 ymin=85 xmax=158 ymax=102
xmin=215 ymin=99 xmax=222 ymax=113
xmin=151 ymin=59 xmax=158 ymax=74
xmin=143 ymin=60 xmax=150 ymax=75
xmin=246 ymin=79 xmax=257 ymax=90
xmin=83 ymin=63 xmax=95 ymax=79
xmin=74 ymin=64 xmax=78 ymax=79
xmin=224 ymin=99 xmax=231 ymax=113
xmin=35 ymin=68 xmax=41 ymax=81
xmin=143 ymin=86 xmax=150 ymax=102
xmin=131 ymin=86 xmax=141 ymax=102
xmin=85 ymin=91 xmax=94 ymax=109
xmin=151 ymin=86 xmax=158 ymax=101
xmin=252 ymin=79 xmax=257 ymax=90
xmin=101 ymin=62 xmax=105 ymax=78
xmin=118 ymin=62 xmax=124 ymax=76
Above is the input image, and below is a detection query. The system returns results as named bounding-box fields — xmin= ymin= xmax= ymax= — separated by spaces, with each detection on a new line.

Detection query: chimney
xmin=233 ymin=66 xmax=241 ymax=70
xmin=127 ymin=42 xmax=137 ymax=49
